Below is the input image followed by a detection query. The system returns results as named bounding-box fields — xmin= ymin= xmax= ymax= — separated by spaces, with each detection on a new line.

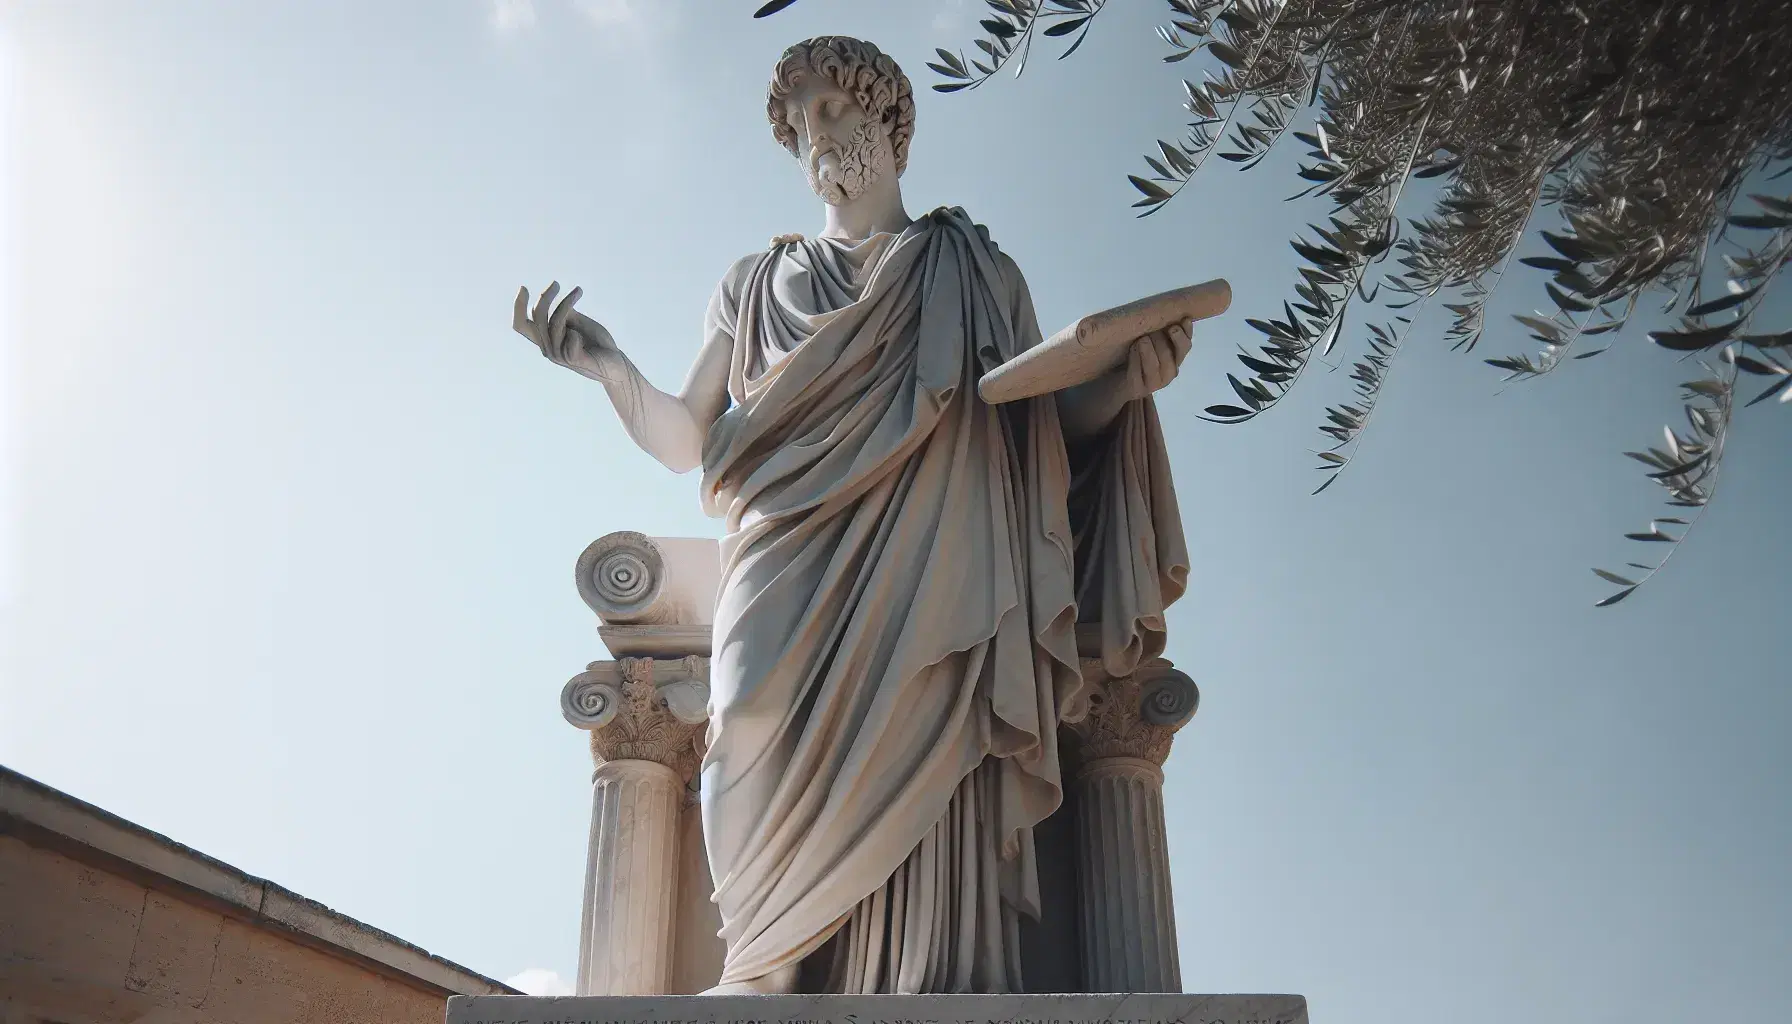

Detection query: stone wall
xmin=0 ymin=767 xmax=513 ymax=1024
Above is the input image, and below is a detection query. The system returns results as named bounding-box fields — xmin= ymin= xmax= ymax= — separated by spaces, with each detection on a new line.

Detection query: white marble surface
xmin=577 ymin=533 xmax=720 ymax=627
xmin=978 ymin=281 xmax=1227 ymax=404
xmin=575 ymin=760 xmax=685 ymax=996
xmin=1075 ymin=759 xmax=1179 ymax=992
xmin=512 ymin=34 xmax=1197 ymax=992
xmin=448 ymin=994 xmax=1309 ymax=1024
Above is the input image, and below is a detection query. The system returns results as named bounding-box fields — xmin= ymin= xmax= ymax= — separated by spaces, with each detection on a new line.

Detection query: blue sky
xmin=3 ymin=1 xmax=1789 ymax=1019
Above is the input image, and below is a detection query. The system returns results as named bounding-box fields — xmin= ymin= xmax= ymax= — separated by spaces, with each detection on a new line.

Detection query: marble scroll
xmin=978 ymin=279 xmax=1232 ymax=403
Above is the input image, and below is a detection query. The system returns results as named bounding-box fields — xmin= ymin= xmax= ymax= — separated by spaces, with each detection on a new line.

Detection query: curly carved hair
xmin=767 ymin=36 xmax=915 ymax=176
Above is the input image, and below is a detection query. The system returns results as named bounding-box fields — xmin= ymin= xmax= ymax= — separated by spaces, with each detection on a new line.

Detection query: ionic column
xmin=581 ymin=759 xmax=681 ymax=994
xmin=1066 ymin=660 xmax=1200 ymax=993
xmin=562 ymin=655 xmax=710 ymax=996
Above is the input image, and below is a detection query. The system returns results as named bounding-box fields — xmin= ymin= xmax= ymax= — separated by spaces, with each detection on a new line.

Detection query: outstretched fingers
xmin=549 ymin=286 xmax=583 ymax=354
xmin=531 ymin=282 xmax=560 ymax=350
xmin=514 ymin=286 xmax=534 ymax=340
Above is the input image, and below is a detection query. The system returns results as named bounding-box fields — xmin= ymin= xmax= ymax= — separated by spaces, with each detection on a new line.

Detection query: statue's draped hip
xmin=696 ymin=208 xmax=1187 ymax=992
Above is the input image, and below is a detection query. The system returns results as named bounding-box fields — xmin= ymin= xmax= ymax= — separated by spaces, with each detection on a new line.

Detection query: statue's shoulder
xmin=929 ymin=207 xmax=1030 ymax=296
xmin=726 ymin=247 xmax=770 ymax=276
xmin=713 ymin=231 xmax=815 ymax=309
xmin=929 ymin=205 xmax=993 ymax=243
xmin=721 ymin=232 xmax=806 ymax=277
xmin=931 ymin=206 xmax=1020 ymax=265
xmin=713 ymin=247 xmax=772 ymax=301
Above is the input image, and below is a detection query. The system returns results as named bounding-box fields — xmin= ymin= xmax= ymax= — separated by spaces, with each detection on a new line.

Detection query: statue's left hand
xmin=1120 ymin=319 xmax=1194 ymax=401
xmin=1056 ymin=319 xmax=1195 ymax=438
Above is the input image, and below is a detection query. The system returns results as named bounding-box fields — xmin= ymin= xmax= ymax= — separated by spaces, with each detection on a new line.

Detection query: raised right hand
xmin=513 ymin=282 xmax=620 ymax=383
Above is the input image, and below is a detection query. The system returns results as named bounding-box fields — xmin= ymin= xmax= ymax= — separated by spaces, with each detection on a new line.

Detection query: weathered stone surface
xmin=575 ymin=760 xmax=685 ymax=996
xmin=564 ymin=656 xmax=710 ymax=783
xmin=1 ymin=767 xmax=510 ymax=1024
xmin=576 ymin=533 xmax=721 ymax=659
xmin=1061 ymin=657 xmax=1198 ymax=992
xmin=448 ymin=993 xmax=1309 ymax=1024
xmin=564 ymin=650 xmax=717 ymax=995
xmin=1066 ymin=658 xmax=1199 ymax=767
xmin=577 ymin=532 xmax=722 ymax=627
xmin=1074 ymin=760 xmax=1179 ymax=993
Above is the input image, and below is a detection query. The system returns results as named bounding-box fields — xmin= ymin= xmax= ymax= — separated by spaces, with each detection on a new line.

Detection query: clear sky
xmin=3 ymin=1 xmax=1789 ymax=1019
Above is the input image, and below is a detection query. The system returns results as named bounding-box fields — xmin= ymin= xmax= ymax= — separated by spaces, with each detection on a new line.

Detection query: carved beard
xmin=805 ymin=119 xmax=888 ymax=205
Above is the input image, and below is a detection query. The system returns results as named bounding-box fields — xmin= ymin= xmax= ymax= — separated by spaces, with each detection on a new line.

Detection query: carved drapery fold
xmin=560 ymin=530 xmax=1204 ymax=996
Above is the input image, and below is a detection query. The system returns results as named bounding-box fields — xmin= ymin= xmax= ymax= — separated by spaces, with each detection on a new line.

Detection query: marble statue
xmin=511 ymin=36 xmax=1190 ymax=995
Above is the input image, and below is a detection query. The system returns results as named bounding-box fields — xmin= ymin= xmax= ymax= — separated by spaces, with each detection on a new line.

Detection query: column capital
xmin=1067 ymin=658 xmax=1199 ymax=767
xmin=561 ymin=655 xmax=710 ymax=785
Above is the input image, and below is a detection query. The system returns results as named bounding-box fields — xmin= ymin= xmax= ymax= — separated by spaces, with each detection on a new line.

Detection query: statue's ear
xmin=876 ymin=109 xmax=901 ymax=147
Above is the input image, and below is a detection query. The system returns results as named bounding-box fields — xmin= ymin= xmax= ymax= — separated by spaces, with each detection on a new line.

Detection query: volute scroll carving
xmin=559 ymin=656 xmax=711 ymax=785
xmin=1067 ymin=658 xmax=1199 ymax=767
xmin=576 ymin=532 xmax=674 ymax=625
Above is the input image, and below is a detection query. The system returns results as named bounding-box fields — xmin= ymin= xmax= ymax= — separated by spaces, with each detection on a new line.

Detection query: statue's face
xmin=780 ymin=73 xmax=892 ymax=206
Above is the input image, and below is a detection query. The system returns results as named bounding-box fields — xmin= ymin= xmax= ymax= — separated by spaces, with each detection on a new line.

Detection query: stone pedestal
xmin=1066 ymin=658 xmax=1200 ymax=993
xmin=447 ymin=993 xmax=1309 ymax=1024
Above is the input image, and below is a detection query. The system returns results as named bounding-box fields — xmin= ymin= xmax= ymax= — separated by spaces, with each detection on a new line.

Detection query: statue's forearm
xmin=597 ymin=352 xmax=709 ymax=474
xmin=1055 ymin=371 xmax=1134 ymax=440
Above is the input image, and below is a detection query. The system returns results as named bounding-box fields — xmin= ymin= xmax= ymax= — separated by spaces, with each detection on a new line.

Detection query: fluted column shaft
xmin=575 ymin=759 xmax=684 ymax=995
xmin=1065 ymin=658 xmax=1198 ymax=993
xmin=1074 ymin=756 xmax=1180 ymax=992
xmin=562 ymin=655 xmax=710 ymax=996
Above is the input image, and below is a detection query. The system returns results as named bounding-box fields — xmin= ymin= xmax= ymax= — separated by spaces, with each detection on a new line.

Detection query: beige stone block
xmin=123 ymin=892 xmax=223 ymax=1008
xmin=0 ymin=837 xmax=144 ymax=990
xmin=197 ymin=917 xmax=441 ymax=1024
xmin=278 ymin=955 xmax=416 ymax=1024
xmin=195 ymin=917 xmax=311 ymax=1023
xmin=2 ymin=767 xmax=500 ymax=1022
xmin=0 ymin=958 xmax=163 ymax=1024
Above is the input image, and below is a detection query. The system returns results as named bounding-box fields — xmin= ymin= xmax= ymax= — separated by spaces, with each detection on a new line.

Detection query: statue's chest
xmin=742 ymin=252 xmax=875 ymax=372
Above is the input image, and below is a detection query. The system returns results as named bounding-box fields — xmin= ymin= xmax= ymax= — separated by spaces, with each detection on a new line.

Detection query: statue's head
xmin=767 ymin=37 xmax=915 ymax=205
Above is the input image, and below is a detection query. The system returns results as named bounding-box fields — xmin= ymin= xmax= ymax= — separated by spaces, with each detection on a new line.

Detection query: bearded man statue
xmin=512 ymin=36 xmax=1189 ymax=995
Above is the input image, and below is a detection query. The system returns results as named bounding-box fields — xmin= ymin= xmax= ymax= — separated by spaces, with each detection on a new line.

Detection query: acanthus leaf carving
xmin=1066 ymin=658 xmax=1199 ymax=767
xmin=560 ymin=656 xmax=711 ymax=786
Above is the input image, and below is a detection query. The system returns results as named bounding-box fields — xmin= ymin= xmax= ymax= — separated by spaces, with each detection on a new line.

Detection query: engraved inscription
xmin=459 ymin=1017 xmax=1298 ymax=1024
xmin=446 ymin=994 xmax=1309 ymax=1024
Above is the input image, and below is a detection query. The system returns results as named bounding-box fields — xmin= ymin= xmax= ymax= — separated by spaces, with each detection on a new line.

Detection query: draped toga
xmin=697 ymin=206 xmax=1187 ymax=993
